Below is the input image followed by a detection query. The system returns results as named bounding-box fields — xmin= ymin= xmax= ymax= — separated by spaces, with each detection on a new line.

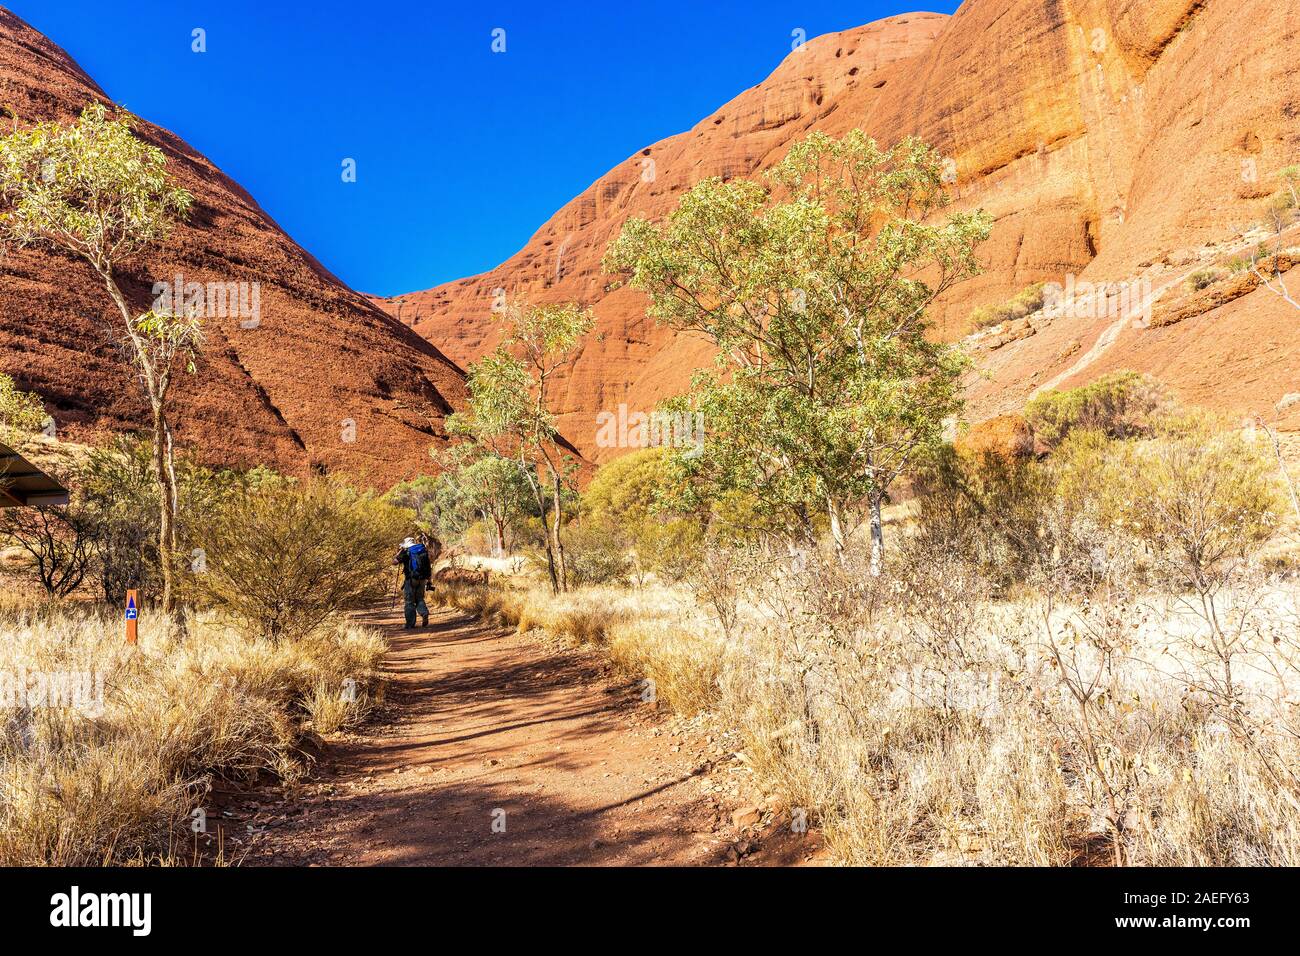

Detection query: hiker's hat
xmin=401 ymin=536 xmax=417 ymax=548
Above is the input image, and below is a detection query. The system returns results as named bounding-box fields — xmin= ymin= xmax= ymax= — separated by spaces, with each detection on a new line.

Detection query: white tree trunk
xmin=869 ymin=494 xmax=884 ymax=577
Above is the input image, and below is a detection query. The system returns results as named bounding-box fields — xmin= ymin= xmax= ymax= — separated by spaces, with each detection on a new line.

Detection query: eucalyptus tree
xmin=606 ymin=130 xmax=991 ymax=570
xmin=0 ymin=103 xmax=195 ymax=608
xmin=453 ymin=301 xmax=593 ymax=592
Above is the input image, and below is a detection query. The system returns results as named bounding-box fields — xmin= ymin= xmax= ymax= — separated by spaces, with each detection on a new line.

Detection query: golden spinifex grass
xmin=0 ymin=604 xmax=385 ymax=865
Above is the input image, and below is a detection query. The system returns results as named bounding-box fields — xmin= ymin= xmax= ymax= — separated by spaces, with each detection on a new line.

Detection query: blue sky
xmin=7 ymin=1 xmax=959 ymax=296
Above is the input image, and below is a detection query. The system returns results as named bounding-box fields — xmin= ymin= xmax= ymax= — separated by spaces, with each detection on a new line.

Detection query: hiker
xmin=395 ymin=536 xmax=432 ymax=629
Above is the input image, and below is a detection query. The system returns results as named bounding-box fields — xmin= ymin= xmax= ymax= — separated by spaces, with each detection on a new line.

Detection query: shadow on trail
xmin=295 ymin=770 xmax=727 ymax=867
xmin=251 ymin=606 xmax=731 ymax=866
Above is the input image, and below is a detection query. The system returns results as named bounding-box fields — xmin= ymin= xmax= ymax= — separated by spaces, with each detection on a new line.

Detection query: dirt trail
xmin=239 ymin=606 xmax=818 ymax=866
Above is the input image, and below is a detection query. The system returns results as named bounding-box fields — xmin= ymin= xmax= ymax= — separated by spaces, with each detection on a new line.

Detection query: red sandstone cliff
xmin=0 ymin=7 xmax=468 ymax=485
xmin=385 ymin=1 xmax=1300 ymax=462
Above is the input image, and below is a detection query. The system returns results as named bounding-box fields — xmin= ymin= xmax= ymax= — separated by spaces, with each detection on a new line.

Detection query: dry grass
xmin=430 ymin=577 xmax=722 ymax=715
xmin=428 ymin=579 xmax=525 ymax=629
xmin=515 ymin=588 xmax=630 ymax=646
xmin=0 ymin=602 xmax=385 ymax=865
xmin=438 ymin=553 xmax=1300 ymax=866
xmin=607 ymin=617 xmax=723 ymax=715
xmin=431 ymin=578 xmax=638 ymax=648
xmin=715 ymin=562 xmax=1300 ymax=866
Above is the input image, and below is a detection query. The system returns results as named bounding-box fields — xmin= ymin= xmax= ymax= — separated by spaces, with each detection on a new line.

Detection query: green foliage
xmin=1047 ymin=428 xmax=1123 ymax=529
xmin=387 ymin=474 xmax=456 ymax=541
xmin=133 ymin=308 xmax=203 ymax=377
xmin=605 ymin=129 xmax=991 ymax=554
xmin=189 ymin=478 xmax=409 ymax=640
xmin=0 ymin=102 xmax=197 ymax=610
xmin=455 ymin=300 xmax=595 ymax=592
xmin=1024 ymin=371 xmax=1170 ymax=449
xmin=78 ymin=438 xmax=282 ymax=604
xmin=966 ymin=282 xmax=1048 ymax=332
xmin=403 ymin=446 xmax=536 ymax=552
xmin=632 ymin=517 xmax=706 ymax=583
xmin=0 ymin=103 xmax=191 ymax=267
xmin=79 ymin=437 xmax=232 ymax=604
xmin=456 ymin=454 xmax=533 ymax=552
xmin=1270 ymin=165 xmax=1299 ymax=212
xmin=0 ymin=373 xmax=47 ymax=442
xmin=79 ymin=439 xmax=160 ymax=602
xmin=457 ymin=302 xmax=593 ymax=462
xmin=581 ymin=447 xmax=679 ymax=527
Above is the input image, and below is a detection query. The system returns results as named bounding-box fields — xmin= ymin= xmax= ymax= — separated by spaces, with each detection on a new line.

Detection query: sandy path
xmin=237 ymin=606 xmax=818 ymax=867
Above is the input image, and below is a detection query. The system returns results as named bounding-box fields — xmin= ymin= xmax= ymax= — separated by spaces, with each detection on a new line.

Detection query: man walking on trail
xmin=396 ymin=536 xmax=432 ymax=629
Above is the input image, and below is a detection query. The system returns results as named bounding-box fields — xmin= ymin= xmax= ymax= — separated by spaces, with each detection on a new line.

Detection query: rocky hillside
xmin=0 ymin=7 xmax=467 ymax=485
xmin=384 ymin=0 xmax=1300 ymax=462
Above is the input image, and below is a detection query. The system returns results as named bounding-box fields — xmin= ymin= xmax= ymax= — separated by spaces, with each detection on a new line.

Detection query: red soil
xmin=236 ymin=606 xmax=822 ymax=867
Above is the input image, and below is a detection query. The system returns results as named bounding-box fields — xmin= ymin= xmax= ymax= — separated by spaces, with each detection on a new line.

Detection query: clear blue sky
xmin=6 ymin=0 xmax=958 ymax=296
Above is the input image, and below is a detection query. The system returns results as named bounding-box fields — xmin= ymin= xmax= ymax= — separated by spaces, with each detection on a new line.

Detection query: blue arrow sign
xmin=126 ymin=595 xmax=137 ymax=620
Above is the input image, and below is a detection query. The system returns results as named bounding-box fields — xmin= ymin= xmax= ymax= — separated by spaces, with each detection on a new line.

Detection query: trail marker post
xmin=125 ymin=589 xmax=139 ymax=645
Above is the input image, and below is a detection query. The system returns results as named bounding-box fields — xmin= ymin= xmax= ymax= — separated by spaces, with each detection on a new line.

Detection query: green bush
xmin=563 ymin=519 xmax=633 ymax=586
xmin=966 ymin=282 xmax=1048 ymax=333
xmin=582 ymin=447 xmax=679 ymax=527
xmin=1024 ymin=371 xmax=1169 ymax=448
xmin=189 ymin=478 xmax=408 ymax=640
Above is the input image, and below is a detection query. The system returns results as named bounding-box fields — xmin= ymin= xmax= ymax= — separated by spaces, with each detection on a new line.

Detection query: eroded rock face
xmin=0 ymin=9 xmax=467 ymax=485
xmin=956 ymin=415 xmax=1037 ymax=461
xmin=386 ymin=0 xmax=1300 ymax=460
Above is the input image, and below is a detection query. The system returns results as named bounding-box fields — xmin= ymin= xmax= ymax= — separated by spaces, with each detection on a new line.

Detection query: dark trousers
xmin=403 ymin=578 xmax=429 ymax=627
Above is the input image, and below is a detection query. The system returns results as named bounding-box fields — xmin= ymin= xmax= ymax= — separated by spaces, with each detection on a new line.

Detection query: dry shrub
xmin=563 ymin=520 xmax=632 ymax=586
xmin=715 ymin=538 xmax=1300 ymax=866
xmin=1115 ymin=418 xmax=1283 ymax=589
xmin=0 ymin=605 xmax=386 ymax=865
xmin=188 ymin=478 xmax=408 ymax=640
xmin=911 ymin=443 xmax=1055 ymax=586
xmin=1186 ymin=267 xmax=1228 ymax=291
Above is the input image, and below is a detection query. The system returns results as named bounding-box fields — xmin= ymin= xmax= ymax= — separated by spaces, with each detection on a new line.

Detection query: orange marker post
xmin=125 ymin=589 xmax=139 ymax=645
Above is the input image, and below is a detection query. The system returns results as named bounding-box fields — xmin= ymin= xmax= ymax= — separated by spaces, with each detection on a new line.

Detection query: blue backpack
xmin=406 ymin=543 xmax=431 ymax=580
